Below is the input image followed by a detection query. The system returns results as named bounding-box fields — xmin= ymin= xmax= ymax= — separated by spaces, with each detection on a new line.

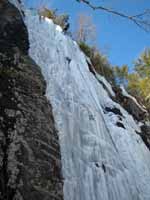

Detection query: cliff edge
xmin=0 ymin=1 xmax=63 ymax=199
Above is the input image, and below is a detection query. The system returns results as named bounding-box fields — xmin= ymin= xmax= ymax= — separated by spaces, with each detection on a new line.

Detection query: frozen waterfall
xmin=25 ymin=14 xmax=150 ymax=200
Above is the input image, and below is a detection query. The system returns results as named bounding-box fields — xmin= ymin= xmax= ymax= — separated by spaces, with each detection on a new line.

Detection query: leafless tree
xmin=76 ymin=0 xmax=150 ymax=32
xmin=75 ymin=13 xmax=96 ymax=43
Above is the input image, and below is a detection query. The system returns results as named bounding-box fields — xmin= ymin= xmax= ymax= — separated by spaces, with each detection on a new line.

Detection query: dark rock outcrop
xmin=0 ymin=0 xmax=28 ymax=54
xmin=0 ymin=1 xmax=63 ymax=199
xmin=140 ymin=124 xmax=150 ymax=150
xmin=116 ymin=122 xmax=125 ymax=129
xmin=105 ymin=107 xmax=123 ymax=117
xmin=113 ymin=86 xmax=147 ymax=121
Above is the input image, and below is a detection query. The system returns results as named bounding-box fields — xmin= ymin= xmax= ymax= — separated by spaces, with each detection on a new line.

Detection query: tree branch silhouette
xmin=76 ymin=0 xmax=150 ymax=32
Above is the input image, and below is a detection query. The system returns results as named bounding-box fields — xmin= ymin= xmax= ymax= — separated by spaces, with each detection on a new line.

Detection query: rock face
xmin=0 ymin=0 xmax=28 ymax=54
xmin=0 ymin=1 xmax=63 ymax=200
xmin=140 ymin=124 xmax=150 ymax=150
xmin=113 ymin=86 xmax=147 ymax=121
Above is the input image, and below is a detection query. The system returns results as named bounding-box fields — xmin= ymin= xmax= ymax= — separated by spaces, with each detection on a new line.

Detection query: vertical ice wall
xmin=26 ymin=14 xmax=150 ymax=200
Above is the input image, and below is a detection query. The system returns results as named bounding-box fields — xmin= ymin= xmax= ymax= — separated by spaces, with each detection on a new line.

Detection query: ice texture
xmin=26 ymin=14 xmax=150 ymax=200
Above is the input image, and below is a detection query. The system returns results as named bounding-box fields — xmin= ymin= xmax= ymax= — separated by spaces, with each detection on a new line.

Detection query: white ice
xmin=25 ymin=13 xmax=150 ymax=200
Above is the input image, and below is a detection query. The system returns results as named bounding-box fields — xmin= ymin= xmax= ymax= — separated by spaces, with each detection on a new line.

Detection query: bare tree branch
xmin=75 ymin=13 xmax=96 ymax=43
xmin=76 ymin=0 xmax=150 ymax=32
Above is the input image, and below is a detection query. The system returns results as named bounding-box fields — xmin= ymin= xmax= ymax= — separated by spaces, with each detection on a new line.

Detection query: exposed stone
xmin=105 ymin=107 xmax=123 ymax=117
xmin=0 ymin=1 xmax=63 ymax=200
xmin=113 ymin=86 xmax=147 ymax=121
xmin=0 ymin=0 xmax=28 ymax=54
xmin=140 ymin=124 xmax=150 ymax=150
xmin=116 ymin=121 xmax=125 ymax=129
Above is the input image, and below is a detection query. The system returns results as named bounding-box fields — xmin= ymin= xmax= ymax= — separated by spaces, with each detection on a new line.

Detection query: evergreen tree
xmin=113 ymin=65 xmax=128 ymax=86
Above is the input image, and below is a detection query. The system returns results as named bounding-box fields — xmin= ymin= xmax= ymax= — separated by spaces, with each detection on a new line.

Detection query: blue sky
xmin=26 ymin=0 xmax=150 ymax=69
